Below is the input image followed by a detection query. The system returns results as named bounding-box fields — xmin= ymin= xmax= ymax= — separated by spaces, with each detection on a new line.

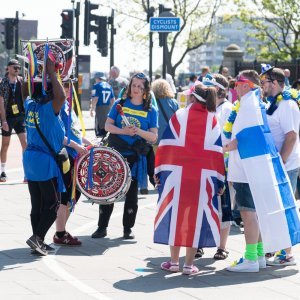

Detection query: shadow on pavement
xmin=0 ymin=247 xmax=42 ymax=271
xmin=54 ymin=235 xmax=137 ymax=257
xmin=113 ymin=255 xmax=299 ymax=292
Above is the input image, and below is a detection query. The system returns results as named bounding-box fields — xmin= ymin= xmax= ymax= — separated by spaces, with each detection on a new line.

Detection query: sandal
xmin=195 ymin=248 xmax=204 ymax=258
xmin=213 ymin=248 xmax=229 ymax=260
xmin=182 ymin=265 xmax=199 ymax=275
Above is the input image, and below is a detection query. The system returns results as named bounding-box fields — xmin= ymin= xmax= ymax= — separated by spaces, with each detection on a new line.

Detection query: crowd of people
xmin=0 ymin=45 xmax=300 ymax=277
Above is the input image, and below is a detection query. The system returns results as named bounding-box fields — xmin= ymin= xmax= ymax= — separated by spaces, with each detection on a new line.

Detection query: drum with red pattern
xmin=76 ymin=147 xmax=131 ymax=204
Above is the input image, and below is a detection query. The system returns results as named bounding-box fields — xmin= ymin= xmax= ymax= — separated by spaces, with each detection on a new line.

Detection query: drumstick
xmin=116 ymin=104 xmax=131 ymax=127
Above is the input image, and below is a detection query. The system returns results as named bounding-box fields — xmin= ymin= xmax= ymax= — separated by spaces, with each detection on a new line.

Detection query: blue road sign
xmin=150 ymin=17 xmax=180 ymax=32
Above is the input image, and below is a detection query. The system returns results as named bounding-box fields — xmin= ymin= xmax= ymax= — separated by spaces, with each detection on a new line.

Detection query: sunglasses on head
xmin=134 ymin=73 xmax=147 ymax=80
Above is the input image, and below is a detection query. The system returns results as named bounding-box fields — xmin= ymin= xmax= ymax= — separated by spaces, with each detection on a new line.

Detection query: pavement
xmin=1 ymin=112 xmax=300 ymax=299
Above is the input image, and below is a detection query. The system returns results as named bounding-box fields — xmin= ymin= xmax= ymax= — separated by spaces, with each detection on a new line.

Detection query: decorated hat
xmin=260 ymin=64 xmax=274 ymax=76
xmin=202 ymin=73 xmax=226 ymax=89
xmin=20 ymin=39 xmax=74 ymax=83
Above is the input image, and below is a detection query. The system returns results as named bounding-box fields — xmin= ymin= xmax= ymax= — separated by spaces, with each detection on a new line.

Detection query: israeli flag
xmin=236 ymin=89 xmax=300 ymax=252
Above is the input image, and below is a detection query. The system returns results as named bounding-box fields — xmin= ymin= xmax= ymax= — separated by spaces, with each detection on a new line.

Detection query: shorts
xmin=287 ymin=167 xmax=300 ymax=194
xmin=232 ymin=182 xmax=256 ymax=212
xmin=1 ymin=115 xmax=26 ymax=137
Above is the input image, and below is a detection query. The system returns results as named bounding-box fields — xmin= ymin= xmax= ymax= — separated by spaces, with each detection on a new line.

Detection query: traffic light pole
xmin=14 ymin=11 xmax=19 ymax=55
xmin=149 ymin=32 xmax=153 ymax=83
xmin=162 ymin=33 xmax=167 ymax=79
xmin=109 ymin=9 xmax=115 ymax=68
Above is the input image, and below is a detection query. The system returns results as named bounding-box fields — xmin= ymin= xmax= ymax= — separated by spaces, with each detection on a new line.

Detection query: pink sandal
xmin=182 ymin=265 xmax=199 ymax=275
xmin=161 ymin=261 xmax=179 ymax=272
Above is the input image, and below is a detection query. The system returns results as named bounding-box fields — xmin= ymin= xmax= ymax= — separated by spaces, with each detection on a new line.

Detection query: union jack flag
xmin=154 ymin=103 xmax=225 ymax=248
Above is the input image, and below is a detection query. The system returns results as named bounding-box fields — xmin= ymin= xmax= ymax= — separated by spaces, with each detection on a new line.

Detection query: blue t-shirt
xmin=60 ymin=102 xmax=82 ymax=158
xmin=23 ymin=99 xmax=65 ymax=186
xmin=91 ymin=82 xmax=114 ymax=106
xmin=108 ymin=98 xmax=158 ymax=147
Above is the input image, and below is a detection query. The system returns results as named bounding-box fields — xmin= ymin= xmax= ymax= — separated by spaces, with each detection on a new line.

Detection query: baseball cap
xmin=7 ymin=59 xmax=20 ymax=66
xmin=94 ymin=72 xmax=107 ymax=81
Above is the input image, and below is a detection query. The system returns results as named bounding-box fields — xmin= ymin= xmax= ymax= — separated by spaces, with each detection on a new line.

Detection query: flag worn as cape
xmin=235 ymin=89 xmax=300 ymax=253
xmin=154 ymin=102 xmax=225 ymax=248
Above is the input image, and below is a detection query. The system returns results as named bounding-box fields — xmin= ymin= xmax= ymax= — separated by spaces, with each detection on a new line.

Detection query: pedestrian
xmin=90 ymin=72 xmax=114 ymax=138
xmin=0 ymin=59 xmax=27 ymax=182
xmin=260 ymin=65 xmax=300 ymax=266
xmin=108 ymin=66 xmax=129 ymax=98
xmin=151 ymin=78 xmax=179 ymax=146
xmin=91 ymin=72 xmax=158 ymax=240
xmin=53 ymin=81 xmax=92 ymax=247
xmin=155 ymin=84 xmax=225 ymax=275
xmin=24 ymin=57 xmax=66 ymax=256
xmin=210 ymin=73 xmax=233 ymax=260
xmin=224 ymin=70 xmax=300 ymax=272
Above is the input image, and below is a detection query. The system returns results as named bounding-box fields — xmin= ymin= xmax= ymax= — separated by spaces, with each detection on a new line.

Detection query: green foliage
xmin=236 ymin=0 xmax=300 ymax=61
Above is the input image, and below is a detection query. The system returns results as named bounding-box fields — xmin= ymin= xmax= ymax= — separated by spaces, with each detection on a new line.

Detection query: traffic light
xmin=3 ymin=18 xmax=15 ymax=50
xmin=147 ymin=6 xmax=155 ymax=23
xmin=95 ymin=16 xmax=108 ymax=57
xmin=60 ymin=9 xmax=73 ymax=39
xmin=84 ymin=0 xmax=99 ymax=46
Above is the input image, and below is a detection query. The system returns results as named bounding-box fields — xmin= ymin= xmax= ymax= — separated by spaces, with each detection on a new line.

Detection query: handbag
xmin=33 ymin=115 xmax=70 ymax=174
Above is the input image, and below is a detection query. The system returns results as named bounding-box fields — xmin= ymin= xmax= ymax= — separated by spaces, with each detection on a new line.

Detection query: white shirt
xmin=227 ymin=92 xmax=253 ymax=183
xmin=216 ymin=99 xmax=233 ymax=145
xmin=267 ymin=100 xmax=300 ymax=171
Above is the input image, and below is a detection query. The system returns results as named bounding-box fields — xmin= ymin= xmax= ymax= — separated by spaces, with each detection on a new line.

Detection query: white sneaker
xmin=258 ymin=256 xmax=266 ymax=269
xmin=226 ymin=257 xmax=259 ymax=272
xmin=267 ymin=250 xmax=297 ymax=266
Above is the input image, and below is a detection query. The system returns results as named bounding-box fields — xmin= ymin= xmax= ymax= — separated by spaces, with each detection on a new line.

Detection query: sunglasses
xmin=13 ymin=66 xmax=21 ymax=71
xmin=134 ymin=73 xmax=147 ymax=80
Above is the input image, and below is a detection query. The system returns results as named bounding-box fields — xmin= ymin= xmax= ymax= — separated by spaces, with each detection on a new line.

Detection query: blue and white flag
xmin=235 ymin=89 xmax=300 ymax=253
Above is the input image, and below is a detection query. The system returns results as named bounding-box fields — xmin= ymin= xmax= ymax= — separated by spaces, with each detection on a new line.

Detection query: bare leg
xmin=0 ymin=136 xmax=10 ymax=164
xmin=17 ymin=132 xmax=27 ymax=152
xmin=219 ymin=224 xmax=231 ymax=250
xmin=240 ymin=210 xmax=259 ymax=244
xmin=170 ymin=246 xmax=180 ymax=263
xmin=185 ymin=247 xmax=197 ymax=266
xmin=56 ymin=204 xmax=68 ymax=232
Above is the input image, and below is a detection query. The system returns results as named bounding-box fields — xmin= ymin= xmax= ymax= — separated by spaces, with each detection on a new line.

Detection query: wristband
xmin=2 ymin=121 xmax=7 ymax=124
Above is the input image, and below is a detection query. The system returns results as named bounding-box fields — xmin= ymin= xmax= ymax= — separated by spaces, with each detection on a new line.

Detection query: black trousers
xmin=28 ymin=178 xmax=60 ymax=239
xmin=61 ymin=156 xmax=81 ymax=206
xmin=97 ymin=155 xmax=138 ymax=230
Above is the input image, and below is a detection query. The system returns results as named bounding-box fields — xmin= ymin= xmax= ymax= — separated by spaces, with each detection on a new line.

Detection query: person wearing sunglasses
xmin=91 ymin=72 xmax=158 ymax=240
xmin=0 ymin=59 xmax=27 ymax=182
xmin=260 ymin=66 xmax=300 ymax=266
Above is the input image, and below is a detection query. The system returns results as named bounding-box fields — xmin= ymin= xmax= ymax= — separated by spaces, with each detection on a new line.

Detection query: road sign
xmin=150 ymin=17 xmax=180 ymax=32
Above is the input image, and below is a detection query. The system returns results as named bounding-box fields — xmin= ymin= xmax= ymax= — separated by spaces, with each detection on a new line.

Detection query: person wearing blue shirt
xmin=53 ymin=82 xmax=92 ymax=247
xmin=91 ymin=72 xmax=158 ymax=240
xmin=24 ymin=59 xmax=66 ymax=256
xmin=90 ymin=72 xmax=114 ymax=137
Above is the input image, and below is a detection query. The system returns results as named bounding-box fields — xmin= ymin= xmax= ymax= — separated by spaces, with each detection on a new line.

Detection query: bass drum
xmin=76 ymin=146 xmax=131 ymax=205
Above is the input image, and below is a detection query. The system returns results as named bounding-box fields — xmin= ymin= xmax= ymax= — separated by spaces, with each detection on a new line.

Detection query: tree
xmin=235 ymin=0 xmax=300 ymax=61
xmin=111 ymin=0 xmax=222 ymax=77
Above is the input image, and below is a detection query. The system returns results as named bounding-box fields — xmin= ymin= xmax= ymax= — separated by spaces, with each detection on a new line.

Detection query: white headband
xmin=191 ymin=92 xmax=206 ymax=103
xmin=203 ymin=77 xmax=226 ymax=90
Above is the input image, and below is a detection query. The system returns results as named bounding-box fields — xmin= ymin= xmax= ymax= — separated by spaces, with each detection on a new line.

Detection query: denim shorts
xmin=287 ymin=168 xmax=300 ymax=194
xmin=232 ymin=182 xmax=255 ymax=212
